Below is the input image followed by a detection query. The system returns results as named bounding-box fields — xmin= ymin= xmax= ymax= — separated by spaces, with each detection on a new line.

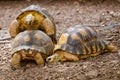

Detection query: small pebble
xmin=85 ymin=70 xmax=99 ymax=78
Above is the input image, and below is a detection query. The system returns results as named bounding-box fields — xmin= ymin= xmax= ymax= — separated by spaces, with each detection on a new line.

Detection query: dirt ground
xmin=0 ymin=0 xmax=120 ymax=80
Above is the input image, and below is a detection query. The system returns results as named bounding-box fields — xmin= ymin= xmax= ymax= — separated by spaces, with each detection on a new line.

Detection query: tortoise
xmin=46 ymin=25 xmax=118 ymax=62
xmin=9 ymin=5 xmax=57 ymax=44
xmin=11 ymin=30 xmax=54 ymax=68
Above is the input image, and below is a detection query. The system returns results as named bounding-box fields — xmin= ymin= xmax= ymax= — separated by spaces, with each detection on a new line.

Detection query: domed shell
xmin=11 ymin=30 xmax=54 ymax=56
xmin=17 ymin=5 xmax=54 ymax=23
xmin=54 ymin=25 xmax=107 ymax=55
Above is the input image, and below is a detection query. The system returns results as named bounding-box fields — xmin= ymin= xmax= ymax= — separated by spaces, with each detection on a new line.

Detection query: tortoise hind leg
xmin=41 ymin=18 xmax=57 ymax=44
xmin=34 ymin=53 xmax=45 ymax=65
xmin=9 ymin=20 xmax=20 ymax=38
xmin=63 ymin=52 xmax=79 ymax=62
xmin=106 ymin=45 xmax=118 ymax=53
xmin=11 ymin=53 xmax=21 ymax=68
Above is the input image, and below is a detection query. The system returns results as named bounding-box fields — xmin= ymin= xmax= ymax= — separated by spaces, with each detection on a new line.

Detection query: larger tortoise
xmin=9 ymin=5 xmax=57 ymax=44
xmin=46 ymin=25 xmax=118 ymax=62
xmin=11 ymin=30 xmax=54 ymax=68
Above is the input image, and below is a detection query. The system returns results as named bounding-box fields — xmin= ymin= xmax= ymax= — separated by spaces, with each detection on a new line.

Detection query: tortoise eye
xmin=47 ymin=57 xmax=51 ymax=61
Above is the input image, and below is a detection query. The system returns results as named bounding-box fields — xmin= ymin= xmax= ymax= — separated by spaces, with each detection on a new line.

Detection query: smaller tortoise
xmin=46 ymin=25 xmax=118 ymax=62
xmin=9 ymin=5 xmax=57 ymax=44
xmin=11 ymin=30 xmax=54 ymax=68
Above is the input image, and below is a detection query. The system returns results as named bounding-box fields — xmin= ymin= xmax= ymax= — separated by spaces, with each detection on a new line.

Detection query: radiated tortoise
xmin=11 ymin=30 xmax=54 ymax=68
xmin=9 ymin=5 xmax=57 ymax=44
xmin=46 ymin=25 xmax=118 ymax=62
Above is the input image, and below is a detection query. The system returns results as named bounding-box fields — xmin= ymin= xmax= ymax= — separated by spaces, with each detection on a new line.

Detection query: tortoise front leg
xmin=63 ymin=52 xmax=79 ymax=62
xmin=9 ymin=20 xmax=20 ymax=38
xmin=34 ymin=53 xmax=45 ymax=65
xmin=41 ymin=18 xmax=57 ymax=44
xmin=11 ymin=53 xmax=21 ymax=68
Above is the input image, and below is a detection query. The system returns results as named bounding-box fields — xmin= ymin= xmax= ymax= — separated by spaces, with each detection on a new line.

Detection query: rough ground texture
xmin=0 ymin=0 xmax=120 ymax=80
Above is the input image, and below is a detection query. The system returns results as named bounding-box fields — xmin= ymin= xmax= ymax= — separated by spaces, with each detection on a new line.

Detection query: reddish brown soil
xmin=0 ymin=0 xmax=120 ymax=80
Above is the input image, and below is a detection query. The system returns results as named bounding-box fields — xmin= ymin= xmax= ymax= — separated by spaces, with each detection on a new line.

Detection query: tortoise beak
xmin=25 ymin=14 xmax=34 ymax=25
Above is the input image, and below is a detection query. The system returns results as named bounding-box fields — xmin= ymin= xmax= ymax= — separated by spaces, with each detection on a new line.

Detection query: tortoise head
xmin=25 ymin=14 xmax=34 ymax=25
xmin=46 ymin=54 xmax=60 ymax=63
xmin=46 ymin=50 xmax=65 ymax=63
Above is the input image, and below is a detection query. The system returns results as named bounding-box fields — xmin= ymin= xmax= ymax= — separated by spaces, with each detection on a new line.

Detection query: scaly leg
xmin=9 ymin=20 xmax=20 ymax=38
xmin=34 ymin=53 xmax=45 ymax=65
xmin=41 ymin=18 xmax=57 ymax=44
xmin=63 ymin=52 xmax=79 ymax=62
xmin=106 ymin=45 xmax=118 ymax=53
xmin=11 ymin=53 xmax=21 ymax=68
